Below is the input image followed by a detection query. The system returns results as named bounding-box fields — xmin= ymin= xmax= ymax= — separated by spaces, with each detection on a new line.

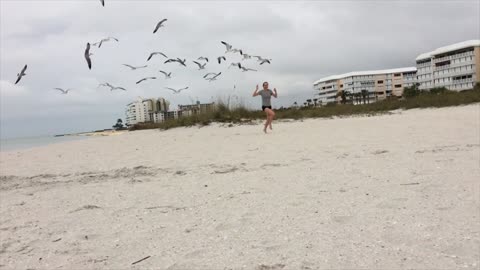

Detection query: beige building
xmin=415 ymin=39 xmax=480 ymax=91
xmin=313 ymin=67 xmax=417 ymax=104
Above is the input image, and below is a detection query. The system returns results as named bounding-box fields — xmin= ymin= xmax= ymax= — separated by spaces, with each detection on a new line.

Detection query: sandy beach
xmin=0 ymin=105 xmax=479 ymax=269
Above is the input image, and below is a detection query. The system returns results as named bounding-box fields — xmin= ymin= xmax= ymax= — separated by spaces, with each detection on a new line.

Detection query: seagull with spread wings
xmin=221 ymin=41 xmax=233 ymax=53
xmin=193 ymin=61 xmax=207 ymax=70
xmin=84 ymin=43 xmax=92 ymax=70
xmin=198 ymin=56 xmax=209 ymax=62
xmin=93 ymin=37 xmax=118 ymax=48
xmin=147 ymin=52 xmax=168 ymax=61
xmin=165 ymin=86 xmax=189 ymax=94
xmin=153 ymin=19 xmax=167 ymax=33
xmin=54 ymin=88 xmax=71 ymax=94
xmin=207 ymin=72 xmax=222 ymax=82
xmin=159 ymin=70 xmax=172 ymax=79
xmin=217 ymin=56 xmax=226 ymax=64
xmin=123 ymin=64 xmax=148 ymax=70
xmin=15 ymin=65 xmax=27 ymax=84
xmin=136 ymin=77 xmax=156 ymax=84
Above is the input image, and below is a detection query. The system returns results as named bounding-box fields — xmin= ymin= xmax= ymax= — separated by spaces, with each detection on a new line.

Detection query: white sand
xmin=1 ymin=105 xmax=479 ymax=269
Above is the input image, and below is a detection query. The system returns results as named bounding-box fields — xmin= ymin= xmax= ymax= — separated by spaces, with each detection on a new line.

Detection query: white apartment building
xmin=313 ymin=67 xmax=417 ymax=104
xmin=415 ymin=40 xmax=480 ymax=91
xmin=125 ymin=97 xmax=170 ymax=126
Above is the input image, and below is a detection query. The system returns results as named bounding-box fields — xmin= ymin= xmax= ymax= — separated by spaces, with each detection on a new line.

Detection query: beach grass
xmin=129 ymin=86 xmax=480 ymax=131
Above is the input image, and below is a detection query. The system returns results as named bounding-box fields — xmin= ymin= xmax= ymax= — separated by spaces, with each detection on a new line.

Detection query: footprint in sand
xmin=69 ymin=205 xmax=101 ymax=213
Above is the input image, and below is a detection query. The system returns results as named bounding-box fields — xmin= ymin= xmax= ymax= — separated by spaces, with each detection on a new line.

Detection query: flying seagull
xmin=176 ymin=58 xmax=187 ymax=67
xmin=54 ymin=88 xmax=71 ymax=94
xmin=84 ymin=43 xmax=92 ymax=70
xmin=242 ymin=53 xmax=252 ymax=60
xmin=241 ymin=67 xmax=257 ymax=72
xmin=229 ymin=62 xmax=242 ymax=69
xmin=97 ymin=82 xmax=113 ymax=89
xmin=221 ymin=41 xmax=233 ymax=53
xmin=123 ymin=64 xmax=148 ymax=70
xmin=15 ymin=65 xmax=27 ymax=84
xmin=159 ymin=70 xmax=172 ymax=79
xmin=203 ymin=72 xmax=217 ymax=79
xmin=165 ymin=86 xmax=189 ymax=94
xmin=136 ymin=77 xmax=156 ymax=84
xmin=217 ymin=56 xmax=226 ymax=64
xmin=99 ymin=0 xmax=104 ymax=7
xmin=164 ymin=58 xmax=177 ymax=64
xmin=96 ymin=37 xmax=119 ymax=48
xmin=207 ymin=72 xmax=222 ymax=82
xmin=147 ymin=52 xmax=168 ymax=61
xmin=231 ymin=48 xmax=243 ymax=55
xmin=198 ymin=56 xmax=209 ymax=62
xmin=153 ymin=19 xmax=167 ymax=33
xmin=110 ymin=86 xmax=127 ymax=91
xmin=259 ymin=59 xmax=271 ymax=65
xmin=193 ymin=61 xmax=206 ymax=70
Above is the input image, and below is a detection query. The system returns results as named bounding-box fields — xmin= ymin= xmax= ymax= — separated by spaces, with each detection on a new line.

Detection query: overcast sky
xmin=1 ymin=0 xmax=479 ymax=138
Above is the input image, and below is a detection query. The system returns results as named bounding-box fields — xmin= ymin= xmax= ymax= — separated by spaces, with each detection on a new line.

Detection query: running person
xmin=252 ymin=81 xmax=277 ymax=133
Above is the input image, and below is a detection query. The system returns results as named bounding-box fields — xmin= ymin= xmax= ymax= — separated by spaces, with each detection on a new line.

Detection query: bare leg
xmin=263 ymin=112 xmax=269 ymax=133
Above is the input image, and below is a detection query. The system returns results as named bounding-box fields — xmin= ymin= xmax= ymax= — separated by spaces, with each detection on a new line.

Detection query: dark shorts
xmin=262 ymin=106 xmax=272 ymax=111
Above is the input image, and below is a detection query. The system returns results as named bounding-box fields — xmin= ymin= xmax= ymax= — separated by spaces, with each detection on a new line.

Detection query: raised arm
xmin=272 ymin=88 xmax=278 ymax=98
xmin=252 ymin=84 xmax=260 ymax=97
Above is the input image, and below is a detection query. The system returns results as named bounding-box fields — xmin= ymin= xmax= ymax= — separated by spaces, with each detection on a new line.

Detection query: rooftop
xmin=415 ymin=39 xmax=480 ymax=61
xmin=313 ymin=67 xmax=417 ymax=85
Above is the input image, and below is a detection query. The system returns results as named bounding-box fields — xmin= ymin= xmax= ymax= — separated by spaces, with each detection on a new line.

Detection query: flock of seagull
xmin=13 ymin=0 xmax=272 ymax=97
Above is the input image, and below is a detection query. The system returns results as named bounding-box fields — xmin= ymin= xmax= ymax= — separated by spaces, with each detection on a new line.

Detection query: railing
xmin=433 ymin=51 xmax=474 ymax=63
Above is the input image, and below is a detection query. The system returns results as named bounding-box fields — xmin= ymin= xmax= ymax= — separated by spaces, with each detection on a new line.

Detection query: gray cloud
xmin=1 ymin=0 xmax=479 ymax=138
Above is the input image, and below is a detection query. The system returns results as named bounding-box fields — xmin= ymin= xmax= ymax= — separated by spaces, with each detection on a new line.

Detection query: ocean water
xmin=0 ymin=135 xmax=88 ymax=152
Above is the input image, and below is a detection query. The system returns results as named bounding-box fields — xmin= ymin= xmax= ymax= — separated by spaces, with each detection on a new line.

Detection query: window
xmin=394 ymin=84 xmax=402 ymax=88
xmin=394 ymin=73 xmax=401 ymax=77
xmin=377 ymin=80 xmax=384 ymax=84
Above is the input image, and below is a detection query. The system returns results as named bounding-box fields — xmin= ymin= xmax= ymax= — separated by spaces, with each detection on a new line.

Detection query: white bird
xmin=136 ymin=77 xmax=156 ymax=84
xmin=229 ymin=62 xmax=242 ymax=69
xmin=159 ymin=70 xmax=172 ymax=79
xmin=198 ymin=56 xmax=209 ymax=62
xmin=254 ymin=56 xmax=272 ymax=64
xmin=110 ymin=86 xmax=127 ymax=91
xmin=97 ymin=82 xmax=113 ymax=89
xmin=84 ymin=43 xmax=92 ymax=70
xmin=241 ymin=67 xmax=257 ymax=72
xmin=176 ymin=58 xmax=187 ymax=67
xmin=54 ymin=88 xmax=71 ymax=94
xmin=99 ymin=0 xmax=104 ymax=7
xmin=147 ymin=52 xmax=168 ymax=61
xmin=207 ymin=72 xmax=222 ymax=82
xmin=193 ymin=61 xmax=206 ymax=70
xmin=123 ymin=64 xmax=148 ymax=70
xmin=217 ymin=56 xmax=226 ymax=64
xmin=94 ymin=37 xmax=119 ymax=48
xmin=165 ymin=86 xmax=189 ymax=94
xmin=242 ymin=53 xmax=252 ymax=60
xmin=259 ymin=59 xmax=271 ymax=65
xmin=203 ymin=72 xmax=217 ymax=79
xmin=221 ymin=41 xmax=233 ymax=53
xmin=15 ymin=65 xmax=27 ymax=84
xmin=230 ymin=48 xmax=243 ymax=55
xmin=153 ymin=19 xmax=167 ymax=33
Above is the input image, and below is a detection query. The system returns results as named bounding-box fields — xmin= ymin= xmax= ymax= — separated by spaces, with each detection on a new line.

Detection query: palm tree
xmin=313 ymin=98 xmax=318 ymax=107
xmin=306 ymin=99 xmax=312 ymax=107
xmin=113 ymin=118 xmax=124 ymax=130
xmin=361 ymin=89 xmax=368 ymax=104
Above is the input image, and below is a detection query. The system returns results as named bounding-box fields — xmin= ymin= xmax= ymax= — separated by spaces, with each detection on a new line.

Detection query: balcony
xmin=433 ymin=50 xmax=475 ymax=63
